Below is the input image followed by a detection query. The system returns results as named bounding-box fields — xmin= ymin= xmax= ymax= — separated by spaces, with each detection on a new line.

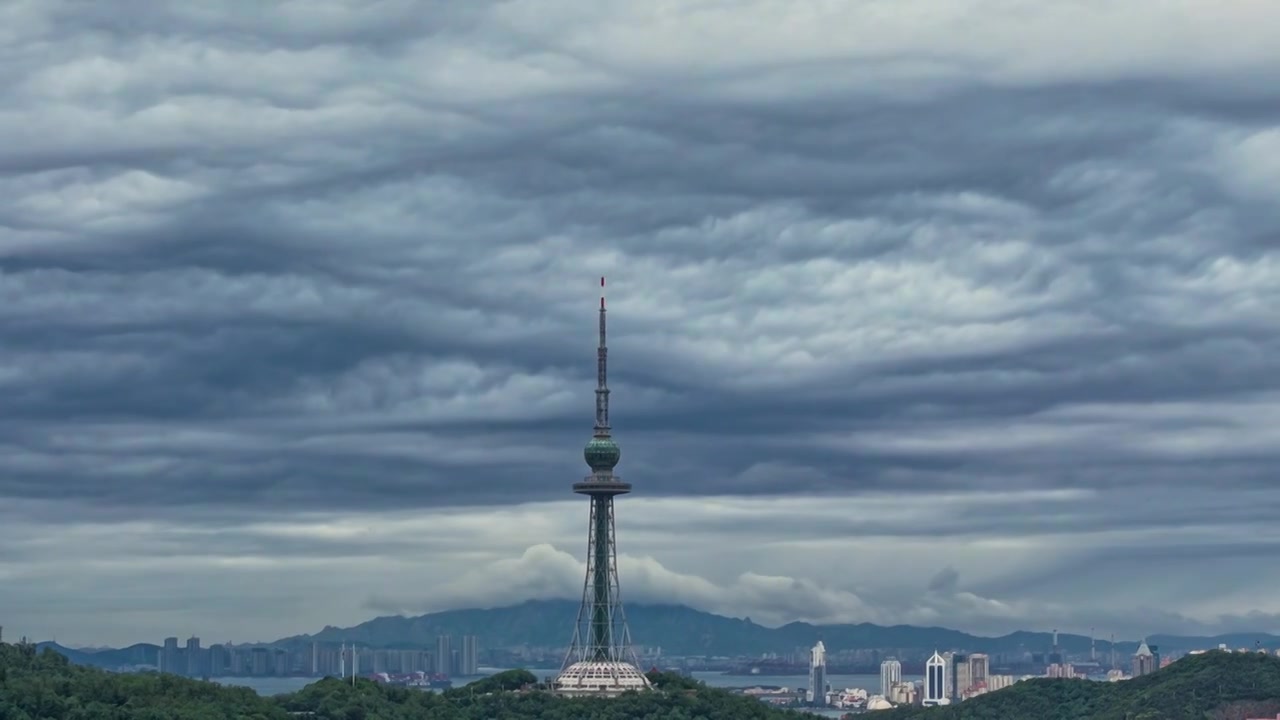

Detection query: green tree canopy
xmin=5 ymin=642 xmax=1279 ymax=720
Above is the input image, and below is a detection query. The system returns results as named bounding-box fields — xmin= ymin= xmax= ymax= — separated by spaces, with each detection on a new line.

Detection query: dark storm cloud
xmin=2 ymin=0 xmax=1280 ymax=643
xmin=2 ymin=8 xmax=1279 ymax=511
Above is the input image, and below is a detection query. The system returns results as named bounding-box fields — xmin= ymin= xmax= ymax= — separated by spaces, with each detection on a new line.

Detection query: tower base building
xmin=553 ymin=661 xmax=652 ymax=697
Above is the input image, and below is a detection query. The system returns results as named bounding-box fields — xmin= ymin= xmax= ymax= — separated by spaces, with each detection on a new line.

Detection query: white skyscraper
xmin=924 ymin=651 xmax=950 ymax=707
xmin=880 ymin=658 xmax=902 ymax=695
xmin=809 ymin=641 xmax=827 ymax=707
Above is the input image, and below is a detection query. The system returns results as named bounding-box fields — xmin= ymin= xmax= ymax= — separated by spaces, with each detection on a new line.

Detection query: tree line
xmin=5 ymin=641 xmax=1280 ymax=720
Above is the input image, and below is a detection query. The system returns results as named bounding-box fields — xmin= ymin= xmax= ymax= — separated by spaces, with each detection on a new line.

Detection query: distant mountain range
xmin=34 ymin=600 xmax=1280 ymax=665
xmin=272 ymin=599 xmax=1280 ymax=657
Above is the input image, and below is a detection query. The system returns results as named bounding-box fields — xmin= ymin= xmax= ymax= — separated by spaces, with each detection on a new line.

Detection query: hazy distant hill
xmin=36 ymin=642 xmax=159 ymax=668
xmin=273 ymin=599 xmax=1280 ymax=656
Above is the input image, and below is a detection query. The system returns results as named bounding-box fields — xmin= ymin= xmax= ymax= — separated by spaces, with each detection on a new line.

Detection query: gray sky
xmin=2 ymin=0 xmax=1280 ymax=648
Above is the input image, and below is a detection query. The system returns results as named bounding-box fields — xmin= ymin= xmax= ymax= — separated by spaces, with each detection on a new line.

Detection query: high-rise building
xmin=968 ymin=653 xmax=989 ymax=687
xmin=160 ymin=637 xmax=180 ymax=675
xmin=273 ymin=648 xmax=289 ymax=675
xmin=186 ymin=636 xmax=203 ymax=677
xmin=553 ymin=279 xmax=651 ymax=697
xmin=924 ymin=651 xmax=949 ymax=707
xmin=987 ymin=674 xmax=1017 ymax=691
xmin=887 ymin=680 xmax=916 ymax=706
xmin=400 ymin=650 xmax=422 ymax=674
xmin=209 ymin=644 xmax=229 ymax=676
xmin=435 ymin=636 xmax=453 ymax=676
xmin=1046 ymin=663 xmax=1076 ymax=678
xmin=809 ymin=641 xmax=827 ymax=707
xmin=880 ymin=658 xmax=902 ymax=695
xmin=1132 ymin=640 xmax=1157 ymax=677
xmin=460 ymin=635 xmax=480 ymax=676
xmin=951 ymin=652 xmax=970 ymax=699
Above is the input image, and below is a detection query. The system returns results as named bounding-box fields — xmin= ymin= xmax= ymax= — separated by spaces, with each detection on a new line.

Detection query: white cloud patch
xmin=2 ymin=492 xmax=1278 ymax=645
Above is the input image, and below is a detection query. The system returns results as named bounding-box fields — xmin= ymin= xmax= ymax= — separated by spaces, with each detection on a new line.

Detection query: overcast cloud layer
xmin=2 ymin=0 xmax=1280 ymax=648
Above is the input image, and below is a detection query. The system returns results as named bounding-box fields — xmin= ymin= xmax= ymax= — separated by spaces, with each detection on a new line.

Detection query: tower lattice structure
xmin=553 ymin=277 xmax=651 ymax=696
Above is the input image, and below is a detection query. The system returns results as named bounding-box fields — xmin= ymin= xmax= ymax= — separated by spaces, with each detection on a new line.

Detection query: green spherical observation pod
xmin=584 ymin=436 xmax=621 ymax=472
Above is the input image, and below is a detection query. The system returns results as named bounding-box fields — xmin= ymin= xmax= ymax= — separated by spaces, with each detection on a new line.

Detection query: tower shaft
xmin=590 ymin=495 xmax=611 ymax=655
xmin=567 ymin=493 xmax=632 ymax=662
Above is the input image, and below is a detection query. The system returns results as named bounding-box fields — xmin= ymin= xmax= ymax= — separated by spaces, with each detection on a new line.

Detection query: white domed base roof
xmin=553 ymin=660 xmax=652 ymax=696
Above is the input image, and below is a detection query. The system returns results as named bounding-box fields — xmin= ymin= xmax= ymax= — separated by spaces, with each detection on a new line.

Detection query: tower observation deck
xmin=553 ymin=277 xmax=651 ymax=697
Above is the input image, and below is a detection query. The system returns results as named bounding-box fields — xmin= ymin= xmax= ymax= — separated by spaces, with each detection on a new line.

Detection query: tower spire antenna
xmin=595 ymin=276 xmax=610 ymax=437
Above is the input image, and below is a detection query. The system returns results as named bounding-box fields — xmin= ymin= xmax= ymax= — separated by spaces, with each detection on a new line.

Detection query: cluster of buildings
xmin=1190 ymin=644 xmax=1280 ymax=655
xmin=919 ymin=650 xmax=1019 ymax=706
xmin=795 ymin=634 xmax=1199 ymax=711
xmin=793 ymin=643 xmax=1020 ymax=711
xmin=155 ymin=635 xmax=481 ymax=679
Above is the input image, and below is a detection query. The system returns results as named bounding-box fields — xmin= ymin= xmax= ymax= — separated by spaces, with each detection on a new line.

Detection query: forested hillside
xmin=5 ymin=641 xmax=1279 ymax=720
xmin=0 ymin=642 xmax=786 ymax=719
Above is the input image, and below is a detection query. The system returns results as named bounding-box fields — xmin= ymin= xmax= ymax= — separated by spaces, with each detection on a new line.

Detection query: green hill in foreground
xmin=4 ymin=641 xmax=1280 ymax=720
xmin=882 ymin=650 xmax=1280 ymax=720
xmin=1 ymin=641 xmax=783 ymax=720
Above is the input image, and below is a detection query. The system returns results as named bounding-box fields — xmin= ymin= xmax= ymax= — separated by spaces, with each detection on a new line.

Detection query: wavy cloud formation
xmin=1 ymin=0 xmax=1279 ymax=645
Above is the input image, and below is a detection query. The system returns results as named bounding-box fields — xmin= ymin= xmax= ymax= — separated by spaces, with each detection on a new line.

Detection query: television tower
xmin=553 ymin=277 xmax=651 ymax=697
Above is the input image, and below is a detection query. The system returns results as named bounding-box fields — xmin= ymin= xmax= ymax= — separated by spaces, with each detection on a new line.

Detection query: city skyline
xmin=145 ymin=632 xmax=481 ymax=679
xmin=3 ymin=1 xmax=1280 ymax=647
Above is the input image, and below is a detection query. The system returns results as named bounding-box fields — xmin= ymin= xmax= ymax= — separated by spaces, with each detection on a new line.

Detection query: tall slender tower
xmin=553 ymin=277 xmax=651 ymax=697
